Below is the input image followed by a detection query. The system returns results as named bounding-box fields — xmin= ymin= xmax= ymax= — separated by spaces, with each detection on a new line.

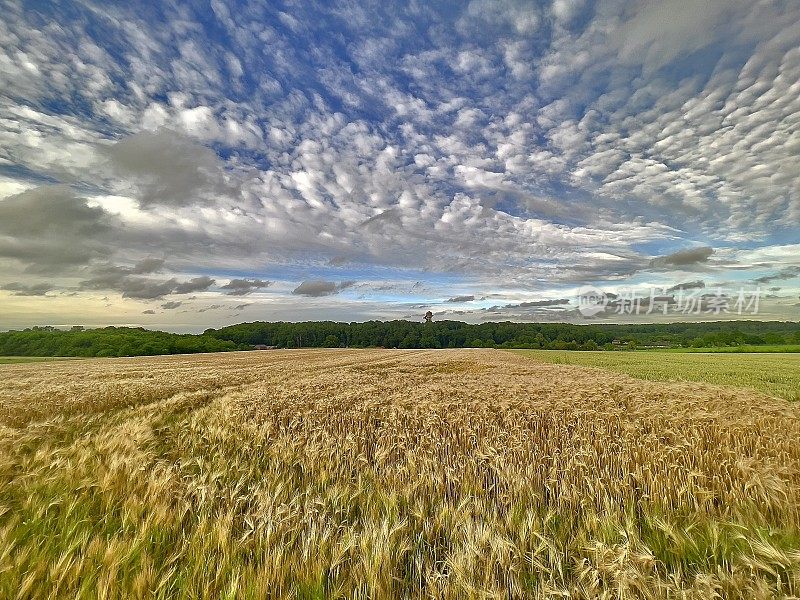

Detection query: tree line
xmin=205 ymin=320 xmax=800 ymax=350
xmin=0 ymin=326 xmax=238 ymax=357
xmin=0 ymin=321 xmax=798 ymax=357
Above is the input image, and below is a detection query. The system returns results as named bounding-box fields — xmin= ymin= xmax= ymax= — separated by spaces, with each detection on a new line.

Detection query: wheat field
xmin=1 ymin=349 xmax=799 ymax=599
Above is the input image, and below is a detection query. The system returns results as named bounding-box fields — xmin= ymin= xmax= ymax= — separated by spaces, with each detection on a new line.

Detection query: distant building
xmin=253 ymin=344 xmax=277 ymax=350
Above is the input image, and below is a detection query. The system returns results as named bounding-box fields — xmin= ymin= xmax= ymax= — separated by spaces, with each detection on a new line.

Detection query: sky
xmin=0 ymin=0 xmax=798 ymax=332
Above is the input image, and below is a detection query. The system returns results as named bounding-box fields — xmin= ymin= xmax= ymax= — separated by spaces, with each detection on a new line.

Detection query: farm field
xmin=0 ymin=356 xmax=83 ymax=364
xmin=1 ymin=349 xmax=799 ymax=598
xmin=515 ymin=349 xmax=800 ymax=401
xmin=669 ymin=344 xmax=800 ymax=353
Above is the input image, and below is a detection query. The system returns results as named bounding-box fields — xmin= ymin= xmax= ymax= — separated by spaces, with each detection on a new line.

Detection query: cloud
xmin=108 ymin=277 xmax=180 ymax=300
xmin=174 ymin=276 xmax=216 ymax=294
xmin=446 ymin=295 xmax=475 ymax=303
xmin=142 ymin=309 xmax=156 ymax=314
xmin=504 ymin=298 xmax=570 ymax=309
xmin=650 ymin=247 xmax=715 ymax=268
xmin=458 ymin=0 xmax=541 ymax=36
xmin=131 ymin=258 xmax=165 ymax=274
xmin=551 ymin=0 xmax=586 ymax=26
xmin=80 ymin=270 xmax=214 ymax=299
xmin=666 ymin=280 xmax=706 ymax=293
xmin=161 ymin=301 xmax=183 ymax=309
xmin=0 ymin=282 xmax=52 ymax=296
xmin=616 ymin=0 xmax=741 ymax=74
xmin=0 ymin=186 xmax=112 ymax=272
xmin=220 ymin=278 xmax=271 ymax=296
xmin=292 ymin=280 xmax=356 ymax=297
xmin=753 ymin=267 xmax=800 ymax=285
xmin=104 ymin=131 xmax=234 ymax=208
xmin=0 ymin=1 xmax=798 ymax=328
xmin=197 ymin=304 xmax=223 ymax=313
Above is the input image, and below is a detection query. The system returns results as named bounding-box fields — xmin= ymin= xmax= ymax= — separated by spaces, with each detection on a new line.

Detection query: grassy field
xmin=1 ymin=349 xmax=799 ymax=598
xmin=666 ymin=344 xmax=800 ymax=353
xmin=514 ymin=349 xmax=800 ymax=401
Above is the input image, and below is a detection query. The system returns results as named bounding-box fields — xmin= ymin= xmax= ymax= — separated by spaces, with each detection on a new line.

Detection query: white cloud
xmin=0 ymin=0 xmax=797 ymax=328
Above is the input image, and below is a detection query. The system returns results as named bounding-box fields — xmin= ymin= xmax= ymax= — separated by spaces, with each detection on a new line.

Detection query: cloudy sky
xmin=0 ymin=0 xmax=798 ymax=331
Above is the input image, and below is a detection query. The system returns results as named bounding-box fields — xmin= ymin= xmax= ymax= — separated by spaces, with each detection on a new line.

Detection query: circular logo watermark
xmin=576 ymin=286 xmax=608 ymax=317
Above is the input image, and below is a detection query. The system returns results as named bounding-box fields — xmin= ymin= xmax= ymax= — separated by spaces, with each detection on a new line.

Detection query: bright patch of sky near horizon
xmin=0 ymin=0 xmax=798 ymax=331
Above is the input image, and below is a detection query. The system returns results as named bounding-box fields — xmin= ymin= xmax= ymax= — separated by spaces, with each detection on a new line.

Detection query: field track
xmin=1 ymin=349 xmax=799 ymax=598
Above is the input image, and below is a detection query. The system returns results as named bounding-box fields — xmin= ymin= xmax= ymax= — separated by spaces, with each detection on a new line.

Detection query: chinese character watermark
xmin=576 ymin=286 xmax=762 ymax=318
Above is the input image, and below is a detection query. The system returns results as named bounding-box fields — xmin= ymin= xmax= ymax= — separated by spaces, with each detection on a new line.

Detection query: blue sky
xmin=0 ymin=0 xmax=798 ymax=331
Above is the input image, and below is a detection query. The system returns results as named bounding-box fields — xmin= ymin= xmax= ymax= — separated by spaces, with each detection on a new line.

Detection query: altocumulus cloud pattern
xmin=0 ymin=0 xmax=798 ymax=329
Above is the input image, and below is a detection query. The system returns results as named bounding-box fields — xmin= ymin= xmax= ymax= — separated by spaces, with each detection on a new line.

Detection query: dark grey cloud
xmin=446 ymin=295 xmax=475 ymax=303
xmin=131 ymin=258 xmax=165 ymax=274
xmin=0 ymin=282 xmax=52 ymax=296
xmin=161 ymin=301 xmax=183 ymax=309
xmin=80 ymin=270 xmax=214 ymax=300
xmin=292 ymin=280 xmax=356 ymax=297
xmin=753 ymin=267 xmax=800 ymax=285
xmin=0 ymin=185 xmax=112 ymax=272
xmin=174 ymin=276 xmax=216 ymax=294
xmin=104 ymin=131 xmax=233 ymax=208
xmin=220 ymin=278 xmax=271 ymax=296
xmin=666 ymin=280 xmax=705 ymax=293
xmin=475 ymin=298 xmax=571 ymax=315
xmin=0 ymin=186 xmax=106 ymax=238
xmin=113 ymin=277 xmax=180 ymax=300
xmin=197 ymin=304 xmax=223 ymax=312
xmin=650 ymin=247 xmax=714 ymax=268
xmin=142 ymin=309 xmax=156 ymax=314
xmin=506 ymin=298 xmax=570 ymax=308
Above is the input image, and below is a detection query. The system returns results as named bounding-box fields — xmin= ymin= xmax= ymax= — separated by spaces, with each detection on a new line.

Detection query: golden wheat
xmin=0 ymin=349 xmax=799 ymax=599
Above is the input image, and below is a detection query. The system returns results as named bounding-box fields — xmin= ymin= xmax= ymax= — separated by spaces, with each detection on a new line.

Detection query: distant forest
xmin=0 ymin=326 xmax=238 ymax=357
xmin=1 ymin=320 xmax=799 ymax=357
xmin=206 ymin=320 xmax=800 ymax=351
